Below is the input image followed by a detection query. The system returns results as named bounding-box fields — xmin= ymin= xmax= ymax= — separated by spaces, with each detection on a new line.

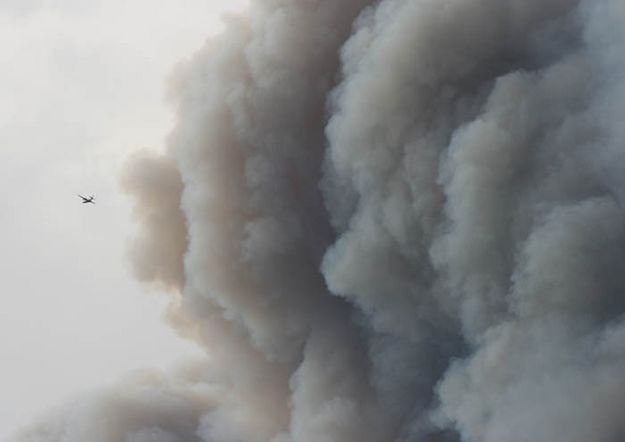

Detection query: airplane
xmin=78 ymin=195 xmax=95 ymax=204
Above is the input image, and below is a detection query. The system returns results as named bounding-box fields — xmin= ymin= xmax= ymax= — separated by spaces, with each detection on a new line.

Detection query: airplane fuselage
xmin=79 ymin=195 xmax=95 ymax=204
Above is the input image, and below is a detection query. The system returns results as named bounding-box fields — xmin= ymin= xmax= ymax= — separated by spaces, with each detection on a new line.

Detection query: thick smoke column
xmin=16 ymin=0 xmax=625 ymax=440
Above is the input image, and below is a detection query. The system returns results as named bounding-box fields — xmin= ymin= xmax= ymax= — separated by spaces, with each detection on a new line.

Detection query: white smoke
xmin=14 ymin=0 xmax=625 ymax=441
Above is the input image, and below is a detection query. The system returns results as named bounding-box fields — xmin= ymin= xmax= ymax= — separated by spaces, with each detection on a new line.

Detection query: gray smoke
xmin=15 ymin=0 xmax=625 ymax=440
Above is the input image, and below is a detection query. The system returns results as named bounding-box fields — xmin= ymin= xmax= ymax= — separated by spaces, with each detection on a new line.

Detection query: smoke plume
xmin=15 ymin=0 xmax=625 ymax=440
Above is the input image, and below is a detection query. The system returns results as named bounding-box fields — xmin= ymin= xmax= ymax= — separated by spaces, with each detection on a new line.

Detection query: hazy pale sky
xmin=0 ymin=1 xmax=247 ymax=437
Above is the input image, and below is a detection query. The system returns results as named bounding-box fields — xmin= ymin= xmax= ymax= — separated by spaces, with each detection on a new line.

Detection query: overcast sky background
xmin=0 ymin=1 xmax=247 ymax=437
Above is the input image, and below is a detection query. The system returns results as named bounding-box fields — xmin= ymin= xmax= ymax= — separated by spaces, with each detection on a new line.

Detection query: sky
xmin=0 ymin=1 xmax=247 ymax=437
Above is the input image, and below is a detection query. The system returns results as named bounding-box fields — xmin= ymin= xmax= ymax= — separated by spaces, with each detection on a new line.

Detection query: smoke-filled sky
xmin=9 ymin=0 xmax=625 ymax=441
xmin=0 ymin=1 xmax=246 ymax=439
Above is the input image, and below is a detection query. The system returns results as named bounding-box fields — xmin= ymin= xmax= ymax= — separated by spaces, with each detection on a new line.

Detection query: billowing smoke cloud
xmin=15 ymin=0 xmax=625 ymax=440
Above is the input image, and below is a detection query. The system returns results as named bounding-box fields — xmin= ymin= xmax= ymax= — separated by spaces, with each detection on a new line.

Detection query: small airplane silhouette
xmin=78 ymin=195 xmax=95 ymax=204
